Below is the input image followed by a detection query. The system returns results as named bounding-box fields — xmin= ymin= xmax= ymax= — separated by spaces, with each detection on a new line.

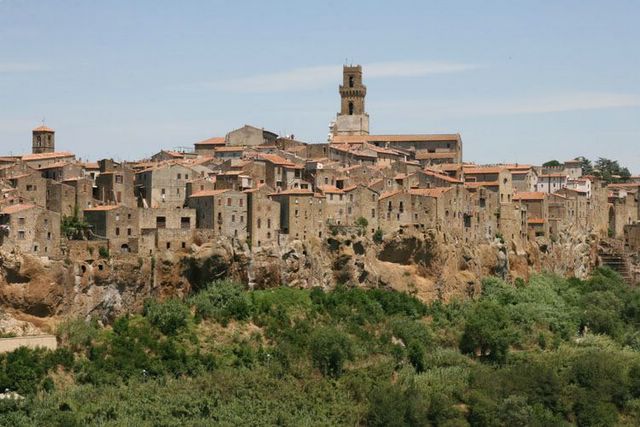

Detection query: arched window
xmin=348 ymin=102 xmax=354 ymax=115
xmin=349 ymin=76 xmax=354 ymax=88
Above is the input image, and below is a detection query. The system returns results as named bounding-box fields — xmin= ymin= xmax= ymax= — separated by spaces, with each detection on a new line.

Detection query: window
xmin=181 ymin=242 xmax=186 ymax=249
xmin=47 ymin=232 xmax=51 ymax=240
xmin=349 ymin=75 xmax=354 ymax=87
xmin=115 ymin=227 xmax=120 ymax=236
xmin=161 ymin=188 xmax=166 ymax=195
xmin=185 ymin=174 xmax=189 ymax=180
xmin=371 ymin=208 xmax=376 ymax=218
xmin=18 ymin=231 xmax=25 ymax=240
xmin=227 ymin=198 xmax=231 ymax=206
xmin=348 ymin=102 xmax=354 ymax=115
xmin=267 ymin=218 xmax=271 ymax=229
xmin=156 ymin=217 xmax=166 ymax=229
xmin=177 ymin=173 xmax=182 ymax=179
xmin=324 ymin=177 xmax=329 ymax=185
xmin=239 ymin=199 xmax=243 ymax=207
xmin=166 ymin=242 xmax=171 ymax=249
xmin=18 ymin=217 xmax=25 ymax=226
xmin=177 ymin=188 xmax=180 ymax=195
xmin=115 ymin=175 xmax=123 ymax=184
xmin=181 ymin=217 xmax=190 ymax=229
xmin=232 ymin=215 xmax=235 ymax=222
xmin=257 ymin=219 xmax=261 ymax=229
xmin=127 ymin=228 xmax=132 ymax=236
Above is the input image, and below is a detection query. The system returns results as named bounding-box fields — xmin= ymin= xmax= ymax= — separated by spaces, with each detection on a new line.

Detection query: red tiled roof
xmin=527 ymin=218 xmax=545 ymax=225
xmin=21 ymin=151 xmax=74 ymax=161
xmin=463 ymin=166 xmax=505 ymax=175
xmin=379 ymin=190 xmax=404 ymax=200
xmin=318 ymin=185 xmax=344 ymax=194
xmin=513 ymin=192 xmax=545 ymax=201
xmin=32 ymin=125 xmax=54 ymax=132
xmin=1 ymin=203 xmax=35 ymax=214
xmin=464 ymin=181 xmax=499 ymax=188
xmin=194 ymin=136 xmax=225 ymax=146
xmin=331 ymin=134 xmax=461 ymax=144
xmin=215 ymin=147 xmax=244 ymax=152
xmin=422 ymin=169 xmax=463 ymax=184
xmin=270 ymin=189 xmax=314 ymax=196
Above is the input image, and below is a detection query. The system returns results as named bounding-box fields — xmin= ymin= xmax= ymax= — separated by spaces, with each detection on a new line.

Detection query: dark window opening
xmin=348 ymin=102 xmax=354 ymax=115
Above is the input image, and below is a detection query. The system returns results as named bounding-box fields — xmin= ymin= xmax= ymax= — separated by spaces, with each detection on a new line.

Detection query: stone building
xmin=333 ymin=65 xmax=370 ymax=136
xmin=46 ymin=180 xmax=76 ymax=218
xmin=271 ymin=189 xmax=325 ymax=241
xmin=187 ymin=189 xmax=247 ymax=241
xmin=194 ymin=136 xmax=225 ymax=156
xmin=32 ymin=125 xmax=55 ymax=154
xmin=254 ymin=153 xmax=305 ymax=191
xmin=95 ymin=159 xmax=136 ymax=208
xmin=135 ymin=162 xmax=197 ymax=209
xmin=21 ymin=152 xmax=75 ymax=170
xmin=7 ymin=172 xmax=47 ymax=208
xmin=0 ymin=203 xmax=60 ymax=257
xmin=225 ymin=125 xmax=278 ymax=147
xmin=245 ymin=185 xmax=280 ymax=249
xmin=84 ymin=205 xmax=139 ymax=254
xmin=513 ymin=192 xmax=548 ymax=238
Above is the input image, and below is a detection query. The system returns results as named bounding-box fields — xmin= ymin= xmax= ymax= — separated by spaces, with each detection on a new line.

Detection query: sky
xmin=0 ymin=0 xmax=638 ymax=171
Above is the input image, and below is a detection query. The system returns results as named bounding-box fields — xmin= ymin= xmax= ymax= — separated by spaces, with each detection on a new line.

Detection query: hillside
xmin=1 ymin=269 xmax=640 ymax=425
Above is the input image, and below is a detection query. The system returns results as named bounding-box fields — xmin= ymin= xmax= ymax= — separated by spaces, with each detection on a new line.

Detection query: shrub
xmin=309 ymin=327 xmax=353 ymax=377
xmin=98 ymin=246 xmax=109 ymax=259
xmin=143 ymin=299 xmax=190 ymax=336
xmin=459 ymin=300 xmax=516 ymax=364
xmin=191 ymin=280 xmax=252 ymax=325
xmin=373 ymin=228 xmax=383 ymax=244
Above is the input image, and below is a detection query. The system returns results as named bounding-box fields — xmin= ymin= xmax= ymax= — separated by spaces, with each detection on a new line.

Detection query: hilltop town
xmin=1 ymin=65 xmax=639 ymax=322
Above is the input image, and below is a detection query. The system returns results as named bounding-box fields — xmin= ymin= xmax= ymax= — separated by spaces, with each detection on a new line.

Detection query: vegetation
xmin=542 ymin=159 xmax=561 ymax=167
xmin=3 ymin=269 xmax=640 ymax=425
xmin=577 ymin=156 xmax=632 ymax=183
xmin=60 ymin=210 xmax=91 ymax=240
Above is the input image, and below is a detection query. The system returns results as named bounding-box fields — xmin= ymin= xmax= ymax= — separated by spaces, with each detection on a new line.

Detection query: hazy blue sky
xmin=1 ymin=0 xmax=638 ymax=171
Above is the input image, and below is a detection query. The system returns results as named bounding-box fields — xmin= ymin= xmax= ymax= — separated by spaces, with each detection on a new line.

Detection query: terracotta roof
xmin=342 ymin=184 xmax=358 ymax=192
xmin=527 ymin=218 xmax=545 ymax=225
xmin=463 ymin=166 xmax=505 ymax=175
xmin=408 ymin=187 xmax=452 ymax=198
xmin=270 ymin=189 xmax=314 ymax=196
xmin=422 ymin=169 xmax=463 ymax=184
xmin=318 ymin=185 xmax=344 ymax=194
xmin=513 ymin=192 xmax=545 ymax=201
xmin=35 ymin=161 xmax=71 ymax=170
xmin=331 ymin=134 xmax=460 ymax=144
xmin=84 ymin=205 xmax=120 ymax=211
xmin=189 ymin=189 xmax=230 ymax=198
xmin=256 ymin=153 xmax=298 ymax=167
xmin=194 ymin=137 xmax=225 ymax=146
xmin=1 ymin=203 xmax=35 ymax=214
xmin=215 ymin=147 xmax=244 ymax=152
xmin=162 ymin=150 xmax=185 ymax=158
xmin=379 ymin=190 xmax=404 ymax=200
xmin=464 ymin=181 xmax=499 ymax=188
xmin=32 ymin=125 xmax=54 ymax=132
xmin=538 ymin=173 xmax=567 ymax=178
xmin=82 ymin=162 xmax=100 ymax=170
xmin=21 ymin=151 xmax=74 ymax=161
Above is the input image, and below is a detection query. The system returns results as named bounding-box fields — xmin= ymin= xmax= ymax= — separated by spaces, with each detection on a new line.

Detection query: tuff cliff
xmin=0 ymin=229 xmax=600 ymax=334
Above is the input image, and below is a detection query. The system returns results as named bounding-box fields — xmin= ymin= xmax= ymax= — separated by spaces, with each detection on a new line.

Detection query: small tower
xmin=334 ymin=64 xmax=369 ymax=136
xmin=32 ymin=124 xmax=55 ymax=154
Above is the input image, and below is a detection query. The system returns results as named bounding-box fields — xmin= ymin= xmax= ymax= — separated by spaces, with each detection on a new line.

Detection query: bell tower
xmin=334 ymin=64 xmax=369 ymax=136
xmin=32 ymin=124 xmax=55 ymax=154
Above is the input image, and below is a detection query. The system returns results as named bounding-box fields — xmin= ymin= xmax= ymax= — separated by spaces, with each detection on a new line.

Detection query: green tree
xmin=459 ymin=300 xmax=516 ymax=364
xmin=143 ymin=299 xmax=190 ymax=336
xmin=593 ymin=157 xmax=631 ymax=183
xmin=542 ymin=160 xmax=562 ymax=167
xmin=309 ymin=327 xmax=353 ymax=377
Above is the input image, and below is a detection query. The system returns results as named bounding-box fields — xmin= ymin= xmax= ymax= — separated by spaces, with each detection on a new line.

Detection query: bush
xmin=143 ymin=299 xmax=191 ymax=336
xmin=373 ymin=228 xmax=383 ymax=244
xmin=309 ymin=327 xmax=353 ymax=377
xmin=459 ymin=300 xmax=516 ymax=364
xmin=191 ymin=280 xmax=252 ymax=325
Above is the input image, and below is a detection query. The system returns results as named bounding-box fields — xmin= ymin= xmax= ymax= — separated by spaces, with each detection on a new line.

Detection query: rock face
xmin=0 ymin=230 xmax=601 ymax=333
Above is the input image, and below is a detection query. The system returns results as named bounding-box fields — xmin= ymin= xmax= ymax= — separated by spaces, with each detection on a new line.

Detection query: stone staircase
xmin=598 ymin=239 xmax=633 ymax=283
